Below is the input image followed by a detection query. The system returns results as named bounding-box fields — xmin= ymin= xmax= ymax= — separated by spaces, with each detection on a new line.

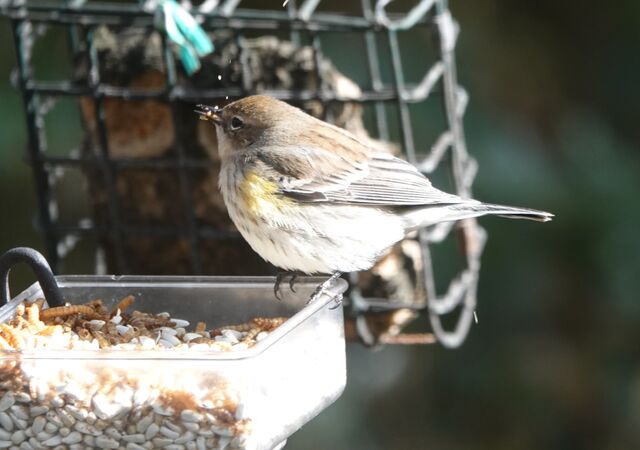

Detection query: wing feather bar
xmin=280 ymin=150 xmax=464 ymax=206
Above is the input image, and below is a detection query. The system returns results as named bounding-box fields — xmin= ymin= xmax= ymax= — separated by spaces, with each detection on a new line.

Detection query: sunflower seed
xmin=115 ymin=325 xmax=131 ymax=336
xmin=125 ymin=443 xmax=146 ymax=450
xmin=73 ymin=422 xmax=101 ymax=437
xmin=152 ymin=405 xmax=173 ymax=417
xmin=122 ymin=434 xmax=145 ymax=444
xmin=18 ymin=441 xmax=33 ymax=450
xmin=152 ymin=438 xmax=173 ymax=447
xmin=30 ymin=417 xmax=45 ymax=436
xmin=159 ymin=327 xmax=177 ymax=336
xmin=256 ymin=331 xmax=269 ymax=341
xmin=0 ymin=393 xmax=15 ymax=412
xmin=27 ymin=438 xmax=42 ymax=450
xmin=135 ymin=414 xmax=153 ymax=434
xmin=160 ymin=334 xmax=181 ymax=347
xmin=87 ymin=320 xmax=105 ymax=331
xmin=144 ymin=423 xmax=159 ymax=440
xmin=35 ymin=432 xmax=51 ymax=442
xmin=9 ymin=415 xmax=26 ymax=431
xmin=94 ymin=435 xmax=118 ymax=449
xmin=60 ymin=432 xmax=82 ymax=445
xmin=215 ymin=437 xmax=229 ymax=450
xmin=163 ymin=421 xmax=181 ymax=434
xmin=175 ymin=431 xmax=196 ymax=444
xmin=159 ymin=426 xmax=179 ymax=440
xmin=180 ymin=411 xmax=202 ymax=423
xmin=169 ymin=319 xmax=189 ymax=328
xmin=54 ymin=411 xmax=73 ymax=429
xmin=63 ymin=406 xmax=86 ymax=422
xmin=182 ymin=422 xmax=199 ymax=432
xmin=109 ymin=314 xmax=122 ymax=325
xmin=41 ymin=435 xmax=62 ymax=447
xmin=0 ymin=413 xmax=13 ymax=431
xmin=28 ymin=407 xmax=47 ymax=418
xmin=182 ymin=333 xmax=201 ymax=342
xmin=92 ymin=394 xmax=119 ymax=421
xmin=10 ymin=407 xmax=28 ymax=422
xmin=13 ymin=394 xmax=30 ymax=404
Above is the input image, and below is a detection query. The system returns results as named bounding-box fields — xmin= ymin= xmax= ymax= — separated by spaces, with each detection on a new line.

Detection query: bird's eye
xmin=230 ymin=116 xmax=244 ymax=130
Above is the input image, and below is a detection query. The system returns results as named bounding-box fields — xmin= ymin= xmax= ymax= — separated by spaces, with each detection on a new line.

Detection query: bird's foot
xmin=308 ymin=271 xmax=343 ymax=305
xmin=274 ymin=271 xmax=301 ymax=300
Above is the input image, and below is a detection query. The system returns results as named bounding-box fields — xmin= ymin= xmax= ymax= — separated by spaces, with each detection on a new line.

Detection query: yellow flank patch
xmin=239 ymin=170 xmax=291 ymax=217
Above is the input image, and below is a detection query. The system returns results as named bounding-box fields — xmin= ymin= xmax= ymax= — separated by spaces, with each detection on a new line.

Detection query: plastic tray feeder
xmin=0 ymin=248 xmax=347 ymax=450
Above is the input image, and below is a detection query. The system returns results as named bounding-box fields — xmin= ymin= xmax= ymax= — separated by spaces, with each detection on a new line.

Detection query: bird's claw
xmin=273 ymin=282 xmax=282 ymax=301
xmin=289 ymin=273 xmax=298 ymax=293
xmin=274 ymin=272 xmax=300 ymax=300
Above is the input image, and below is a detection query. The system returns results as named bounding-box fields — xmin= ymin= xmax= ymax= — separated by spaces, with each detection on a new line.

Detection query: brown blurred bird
xmin=196 ymin=96 xmax=553 ymax=293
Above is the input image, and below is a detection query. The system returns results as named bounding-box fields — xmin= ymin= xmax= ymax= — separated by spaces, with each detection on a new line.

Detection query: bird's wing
xmin=253 ymin=143 xmax=464 ymax=206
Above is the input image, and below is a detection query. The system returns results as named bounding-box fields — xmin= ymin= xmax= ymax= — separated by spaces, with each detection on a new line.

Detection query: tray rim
xmin=0 ymin=275 xmax=347 ymax=362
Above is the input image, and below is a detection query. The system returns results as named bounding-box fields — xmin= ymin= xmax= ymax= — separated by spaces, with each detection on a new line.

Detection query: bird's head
xmin=196 ymin=95 xmax=307 ymax=159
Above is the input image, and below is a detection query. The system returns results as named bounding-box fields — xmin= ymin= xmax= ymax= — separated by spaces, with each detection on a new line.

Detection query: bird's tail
xmin=402 ymin=201 xmax=553 ymax=231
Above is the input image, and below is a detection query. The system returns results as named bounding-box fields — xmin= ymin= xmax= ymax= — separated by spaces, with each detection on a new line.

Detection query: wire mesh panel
xmin=0 ymin=0 xmax=485 ymax=348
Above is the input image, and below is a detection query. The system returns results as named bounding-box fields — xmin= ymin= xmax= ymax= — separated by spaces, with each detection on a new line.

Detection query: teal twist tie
xmin=155 ymin=0 xmax=214 ymax=75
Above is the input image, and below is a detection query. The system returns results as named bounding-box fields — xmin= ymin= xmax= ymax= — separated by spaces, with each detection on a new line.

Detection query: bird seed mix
xmin=0 ymin=296 xmax=287 ymax=449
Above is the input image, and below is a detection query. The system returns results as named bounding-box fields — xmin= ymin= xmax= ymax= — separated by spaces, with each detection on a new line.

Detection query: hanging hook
xmin=0 ymin=247 xmax=64 ymax=307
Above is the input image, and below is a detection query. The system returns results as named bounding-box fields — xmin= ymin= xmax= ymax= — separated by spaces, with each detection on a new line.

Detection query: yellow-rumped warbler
xmin=196 ymin=96 xmax=552 ymax=293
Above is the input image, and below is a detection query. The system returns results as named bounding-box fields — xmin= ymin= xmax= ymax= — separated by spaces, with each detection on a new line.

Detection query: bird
xmin=195 ymin=95 xmax=553 ymax=299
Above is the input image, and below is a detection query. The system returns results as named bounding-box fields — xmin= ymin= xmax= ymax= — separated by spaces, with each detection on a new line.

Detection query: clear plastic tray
xmin=0 ymin=276 xmax=347 ymax=450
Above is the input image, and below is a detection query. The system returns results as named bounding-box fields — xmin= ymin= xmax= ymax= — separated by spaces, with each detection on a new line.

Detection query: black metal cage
xmin=0 ymin=0 xmax=486 ymax=348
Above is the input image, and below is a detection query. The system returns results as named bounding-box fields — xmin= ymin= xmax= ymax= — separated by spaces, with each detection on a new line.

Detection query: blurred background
xmin=0 ymin=1 xmax=639 ymax=450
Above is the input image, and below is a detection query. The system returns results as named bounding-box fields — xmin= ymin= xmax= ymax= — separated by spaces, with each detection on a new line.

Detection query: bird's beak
xmin=195 ymin=104 xmax=223 ymax=125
